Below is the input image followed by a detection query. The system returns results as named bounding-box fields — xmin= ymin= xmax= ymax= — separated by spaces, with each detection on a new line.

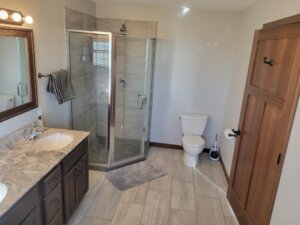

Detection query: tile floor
xmin=67 ymin=147 xmax=239 ymax=225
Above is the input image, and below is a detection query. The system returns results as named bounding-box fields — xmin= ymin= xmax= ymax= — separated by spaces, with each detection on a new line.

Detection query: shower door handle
xmin=137 ymin=94 xmax=147 ymax=110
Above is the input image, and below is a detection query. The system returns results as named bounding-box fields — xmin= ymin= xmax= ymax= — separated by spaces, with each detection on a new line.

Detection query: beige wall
xmin=0 ymin=0 xmax=95 ymax=138
xmin=96 ymin=2 xmax=241 ymax=147
xmin=219 ymin=0 xmax=300 ymax=224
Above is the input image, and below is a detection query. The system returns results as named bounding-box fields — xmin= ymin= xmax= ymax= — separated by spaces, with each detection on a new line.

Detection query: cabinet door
xmin=63 ymin=152 xmax=89 ymax=222
xmin=228 ymin=24 xmax=300 ymax=225
xmin=63 ymin=166 xmax=78 ymax=222
xmin=20 ymin=208 xmax=37 ymax=225
xmin=77 ymin=153 xmax=89 ymax=202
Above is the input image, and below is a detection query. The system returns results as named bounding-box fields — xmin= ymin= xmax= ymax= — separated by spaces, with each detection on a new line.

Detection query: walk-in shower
xmin=68 ymin=30 xmax=156 ymax=170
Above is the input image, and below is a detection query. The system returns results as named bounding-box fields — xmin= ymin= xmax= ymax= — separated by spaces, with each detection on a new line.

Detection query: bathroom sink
xmin=33 ymin=133 xmax=73 ymax=151
xmin=0 ymin=183 xmax=7 ymax=203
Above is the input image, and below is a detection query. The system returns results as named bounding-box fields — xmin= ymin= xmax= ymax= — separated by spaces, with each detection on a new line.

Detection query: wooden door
xmin=228 ymin=22 xmax=300 ymax=225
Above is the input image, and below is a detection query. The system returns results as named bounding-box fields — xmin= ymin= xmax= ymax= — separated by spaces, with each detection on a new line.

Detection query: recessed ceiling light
xmin=181 ymin=6 xmax=190 ymax=16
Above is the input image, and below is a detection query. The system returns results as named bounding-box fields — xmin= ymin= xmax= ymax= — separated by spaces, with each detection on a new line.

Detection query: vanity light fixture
xmin=0 ymin=8 xmax=33 ymax=26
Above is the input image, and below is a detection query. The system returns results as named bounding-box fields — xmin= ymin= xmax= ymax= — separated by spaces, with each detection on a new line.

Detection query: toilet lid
xmin=182 ymin=135 xmax=205 ymax=148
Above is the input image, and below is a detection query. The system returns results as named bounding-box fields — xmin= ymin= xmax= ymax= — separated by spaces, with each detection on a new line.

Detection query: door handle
xmin=228 ymin=129 xmax=241 ymax=137
xmin=263 ymin=57 xmax=274 ymax=67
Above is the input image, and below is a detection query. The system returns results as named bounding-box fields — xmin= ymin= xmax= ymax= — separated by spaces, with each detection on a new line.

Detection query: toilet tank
xmin=180 ymin=113 xmax=208 ymax=136
xmin=0 ymin=93 xmax=15 ymax=112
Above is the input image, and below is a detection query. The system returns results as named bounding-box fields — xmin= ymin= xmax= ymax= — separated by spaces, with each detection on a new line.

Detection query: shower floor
xmin=89 ymin=136 xmax=141 ymax=164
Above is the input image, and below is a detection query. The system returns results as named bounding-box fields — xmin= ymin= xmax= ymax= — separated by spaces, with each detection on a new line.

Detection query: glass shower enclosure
xmin=69 ymin=30 xmax=156 ymax=170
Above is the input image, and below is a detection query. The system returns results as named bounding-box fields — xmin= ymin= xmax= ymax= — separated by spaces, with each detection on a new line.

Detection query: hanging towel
xmin=46 ymin=69 xmax=75 ymax=104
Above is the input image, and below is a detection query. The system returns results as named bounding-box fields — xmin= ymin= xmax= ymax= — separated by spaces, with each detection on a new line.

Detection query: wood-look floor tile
xmin=171 ymin=179 xmax=196 ymax=211
xmin=110 ymin=202 xmax=144 ymax=225
xmin=67 ymin=196 xmax=94 ymax=225
xmin=148 ymin=148 xmax=173 ymax=171
xmin=173 ymin=150 xmax=183 ymax=161
xmin=86 ymin=172 xmax=105 ymax=198
xmin=79 ymin=217 xmax=110 ymax=225
xmin=225 ymin=217 xmax=240 ymax=225
xmin=196 ymin=197 xmax=226 ymax=225
xmin=86 ymin=183 xmax=122 ymax=220
xmin=170 ymin=210 xmax=197 ymax=225
xmin=149 ymin=173 xmax=172 ymax=192
xmin=121 ymin=183 xmax=149 ymax=204
xmin=197 ymin=154 xmax=228 ymax=192
xmin=218 ymin=190 xmax=236 ymax=218
xmin=193 ymin=170 xmax=219 ymax=198
xmin=89 ymin=170 xmax=104 ymax=188
xmin=81 ymin=148 xmax=233 ymax=225
xmin=141 ymin=190 xmax=171 ymax=225
xmin=172 ymin=160 xmax=193 ymax=182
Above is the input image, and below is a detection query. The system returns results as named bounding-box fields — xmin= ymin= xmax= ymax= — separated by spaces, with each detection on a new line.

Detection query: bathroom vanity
xmin=0 ymin=128 xmax=89 ymax=225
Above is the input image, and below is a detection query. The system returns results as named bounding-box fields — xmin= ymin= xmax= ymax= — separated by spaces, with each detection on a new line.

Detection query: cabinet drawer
xmin=42 ymin=166 xmax=61 ymax=195
xmin=48 ymin=210 xmax=63 ymax=225
xmin=43 ymin=183 xmax=62 ymax=225
xmin=62 ymin=139 xmax=87 ymax=175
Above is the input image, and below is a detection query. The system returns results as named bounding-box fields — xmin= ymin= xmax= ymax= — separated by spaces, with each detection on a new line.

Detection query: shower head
xmin=120 ymin=24 xmax=127 ymax=33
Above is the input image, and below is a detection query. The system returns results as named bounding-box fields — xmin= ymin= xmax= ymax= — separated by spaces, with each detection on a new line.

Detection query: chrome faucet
xmin=28 ymin=127 xmax=43 ymax=140
xmin=28 ymin=116 xmax=44 ymax=140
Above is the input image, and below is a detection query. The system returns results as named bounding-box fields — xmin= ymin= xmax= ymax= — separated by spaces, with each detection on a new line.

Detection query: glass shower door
xmin=113 ymin=36 xmax=155 ymax=163
xmin=70 ymin=31 xmax=111 ymax=165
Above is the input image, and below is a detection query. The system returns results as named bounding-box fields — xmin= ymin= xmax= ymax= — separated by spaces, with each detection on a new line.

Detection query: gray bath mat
xmin=106 ymin=160 xmax=167 ymax=191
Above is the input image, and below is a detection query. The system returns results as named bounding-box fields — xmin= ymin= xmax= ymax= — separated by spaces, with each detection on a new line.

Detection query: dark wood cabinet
xmin=0 ymin=138 xmax=88 ymax=225
xmin=43 ymin=183 xmax=63 ymax=225
xmin=0 ymin=186 xmax=41 ymax=225
xmin=20 ymin=208 xmax=38 ymax=225
xmin=62 ymin=140 xmax=88 ymax=222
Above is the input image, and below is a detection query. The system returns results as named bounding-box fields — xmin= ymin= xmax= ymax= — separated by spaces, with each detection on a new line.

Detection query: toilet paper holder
xmin=229 ymin=129 xmax=241 ymax=137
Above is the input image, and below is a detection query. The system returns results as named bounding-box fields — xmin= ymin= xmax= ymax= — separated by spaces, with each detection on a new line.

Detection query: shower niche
xmin=69 ymin=30 xmax=156 ymax=170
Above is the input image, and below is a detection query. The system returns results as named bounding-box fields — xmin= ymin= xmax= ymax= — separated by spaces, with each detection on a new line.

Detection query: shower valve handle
xmin=137 ymin=94 xmax=147 ymax=110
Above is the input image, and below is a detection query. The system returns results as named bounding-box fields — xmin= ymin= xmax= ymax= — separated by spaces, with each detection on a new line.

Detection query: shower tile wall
xmin=65 ymin=8 xmax=97 ymax=30
xmin=97 ymin=18 xmax=157 ymax=141
xmin=97 ymin=18 xmax=157 ymax=38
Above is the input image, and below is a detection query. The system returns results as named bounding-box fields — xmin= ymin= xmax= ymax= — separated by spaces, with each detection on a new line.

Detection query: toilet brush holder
xmin=209 ymin=146 xmax=220 ymax=161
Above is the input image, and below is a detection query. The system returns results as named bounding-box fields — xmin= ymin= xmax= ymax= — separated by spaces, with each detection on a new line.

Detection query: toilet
xmin=180 ymin=113 xmax=208 ymax=167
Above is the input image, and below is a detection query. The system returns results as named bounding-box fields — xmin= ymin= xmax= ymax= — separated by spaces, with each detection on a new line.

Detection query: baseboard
xmin=150 ymin=142 xmax=211 ymax=153
xmin=220 ymin=158 xmax=229 ymax=182
xmin=150 ymin=142 xmax=183 ymax=149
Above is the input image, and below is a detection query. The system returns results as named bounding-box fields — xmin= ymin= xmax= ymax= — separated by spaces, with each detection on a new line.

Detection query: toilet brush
xmin=209 ymin=134 xmax=220 ymax=161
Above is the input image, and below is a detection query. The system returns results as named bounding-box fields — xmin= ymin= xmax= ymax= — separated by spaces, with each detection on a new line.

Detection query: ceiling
xmin=93 ymin=0 xmax=259 ymax=11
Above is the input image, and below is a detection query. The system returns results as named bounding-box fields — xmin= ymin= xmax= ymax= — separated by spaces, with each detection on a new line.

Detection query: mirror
xmin=0 ymin=27 xmax=37 ymax=122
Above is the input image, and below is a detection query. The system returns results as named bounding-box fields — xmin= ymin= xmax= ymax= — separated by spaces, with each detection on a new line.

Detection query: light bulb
xmin=0 ymin=10 xmax=8 ymax=20
xmin=12 ymin=12 xmax=22 ymax=22
xmin=24 ymin=16 xmax=33 ymax=24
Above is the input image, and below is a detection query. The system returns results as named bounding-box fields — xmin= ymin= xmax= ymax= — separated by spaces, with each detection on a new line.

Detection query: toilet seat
xmin=182 ymin=135 xmax=205 ymax=148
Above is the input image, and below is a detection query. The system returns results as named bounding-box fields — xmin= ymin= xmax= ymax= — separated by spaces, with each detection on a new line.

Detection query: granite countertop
xmin=0 ymin=128 xmax=89 ymax=218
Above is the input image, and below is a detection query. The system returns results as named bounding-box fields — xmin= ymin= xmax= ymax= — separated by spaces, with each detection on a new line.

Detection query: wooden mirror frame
xmin=0 ymin=26 xmax=38 ymax=122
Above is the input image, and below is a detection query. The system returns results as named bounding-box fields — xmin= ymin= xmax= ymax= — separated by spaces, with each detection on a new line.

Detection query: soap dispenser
xmin=36 ymin=114 xmax=44 ymax=132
